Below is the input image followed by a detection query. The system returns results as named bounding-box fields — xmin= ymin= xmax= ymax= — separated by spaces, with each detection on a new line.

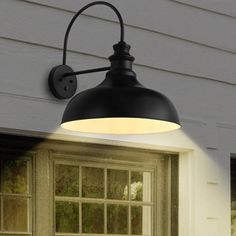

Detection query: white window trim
xmin=178 ymin=151 xmax=194 ymax=236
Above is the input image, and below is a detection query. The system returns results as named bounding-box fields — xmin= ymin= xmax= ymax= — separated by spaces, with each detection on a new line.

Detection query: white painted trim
xmin=179 ymin=151 xmax=194 ymax=236
xmin=0 ymin=127 xmax=193 ymax=153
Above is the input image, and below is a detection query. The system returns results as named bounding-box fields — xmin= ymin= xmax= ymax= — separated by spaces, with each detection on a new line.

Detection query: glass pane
xmin=82 ymin=167 xmax=104 ymax=198
xmin=143 ymin=206 xmax=152 ymax=235
xmin=55 ymin=201 xmax=79 ymax=233
xmin=55 ymin=165 xmax=79 ymax=197
xmin=131 ymin=171 xmax=151 ymax=202
xmin=3 ymin=197 xmax=28 ymax=232
xmin=107 ymin=169 xmax=128 ymax=200
xmin=82 ymin=203 xmax=104 ymax=233
xmin=2 ymin=159 xmax=28 ymax=194
xmin=107 ymin=204 xmax=128 ymax=234
xmin=232 ymin=209 xmax=236 ymax=236
xmin=131 ymin=206 xmax=142 ymax=235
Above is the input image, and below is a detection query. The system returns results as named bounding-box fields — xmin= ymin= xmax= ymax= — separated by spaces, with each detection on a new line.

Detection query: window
xmin=0 ymin=134 xmax=178 ymax=236
xmin=54 ymin=160 xmax=152 ymax=235
xmin=0 ymin=151 xmax=33 ymax=235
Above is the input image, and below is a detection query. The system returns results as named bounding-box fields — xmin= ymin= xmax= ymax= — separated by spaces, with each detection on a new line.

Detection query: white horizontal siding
xmin=2 ymin=0 xmax=236 ymax=85
xmin=23 ymin=0 xmax=236 ymax=54
xmin=173 ymin=0 xmax=236 ymax=18
xmin=0 ymin=93 xmax=62 ymax=132
xmin=1 ymin=38 xmax=236 ymax=127
xmin=0 ymin=38 xmax=108 ymax=99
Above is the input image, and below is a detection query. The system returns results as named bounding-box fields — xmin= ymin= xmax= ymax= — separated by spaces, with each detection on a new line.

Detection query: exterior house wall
xmin=0 ymin=0 xmax=235 ymax=235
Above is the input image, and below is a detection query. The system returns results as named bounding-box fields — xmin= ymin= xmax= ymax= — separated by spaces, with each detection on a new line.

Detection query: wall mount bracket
xmin=48 ymin=1 xmax=124 ymax=99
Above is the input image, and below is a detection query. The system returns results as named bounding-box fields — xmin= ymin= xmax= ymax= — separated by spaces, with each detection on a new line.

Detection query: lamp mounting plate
xmin=48 ymin=65 xmax=77 ymax=99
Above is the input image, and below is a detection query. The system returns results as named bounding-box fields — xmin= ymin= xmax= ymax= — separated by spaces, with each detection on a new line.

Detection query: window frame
xmin=0 ymin=133 xmax=178 ymax=236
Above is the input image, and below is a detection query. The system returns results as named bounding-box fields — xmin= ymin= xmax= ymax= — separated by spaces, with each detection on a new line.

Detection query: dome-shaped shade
xmin=61 ymin=84 xmax=181 ymax=134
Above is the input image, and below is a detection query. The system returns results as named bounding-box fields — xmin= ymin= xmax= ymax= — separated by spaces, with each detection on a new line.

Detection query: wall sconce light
xmin=48 ymin=1 xmax=181 ymax=134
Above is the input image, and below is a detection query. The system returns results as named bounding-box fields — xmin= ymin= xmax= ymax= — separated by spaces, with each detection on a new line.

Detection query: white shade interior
xmin=61 ymin=118 xmax=181 ymax=134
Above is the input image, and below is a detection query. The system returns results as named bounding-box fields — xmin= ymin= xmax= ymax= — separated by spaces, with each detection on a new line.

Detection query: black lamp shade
xmin=61 ymin=42 xmax=181 ymax=135
xmin=61 ymin=75 xmax=180 ymax=134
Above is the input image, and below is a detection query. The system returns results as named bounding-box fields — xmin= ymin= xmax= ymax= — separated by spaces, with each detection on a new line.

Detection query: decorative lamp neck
xmin=109 ymin=41 xmax=135 ymax=70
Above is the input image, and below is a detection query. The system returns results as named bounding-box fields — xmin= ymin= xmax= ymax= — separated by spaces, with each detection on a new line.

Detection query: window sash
xmin=52 ymin=153 xmax=173 ymax=236
xmin=0 ymin=153 xmax=34 ymax=235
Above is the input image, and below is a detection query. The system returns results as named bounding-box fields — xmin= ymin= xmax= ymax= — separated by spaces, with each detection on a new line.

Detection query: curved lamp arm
xmin=62 ymin=1 xmax=125 ymax=65
xmin=49 ymin=1 xmax=126 ymax=99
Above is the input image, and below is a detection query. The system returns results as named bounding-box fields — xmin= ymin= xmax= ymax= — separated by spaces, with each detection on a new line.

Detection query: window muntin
xmin=0 ymin=155 xmax=33 ymax=235
xmin=54 ymin=160 xmax=153 ymax=235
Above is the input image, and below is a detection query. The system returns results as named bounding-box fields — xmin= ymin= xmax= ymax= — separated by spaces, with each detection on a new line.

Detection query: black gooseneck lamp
xmin=48 ymin=1 xmax=181 ymax=134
